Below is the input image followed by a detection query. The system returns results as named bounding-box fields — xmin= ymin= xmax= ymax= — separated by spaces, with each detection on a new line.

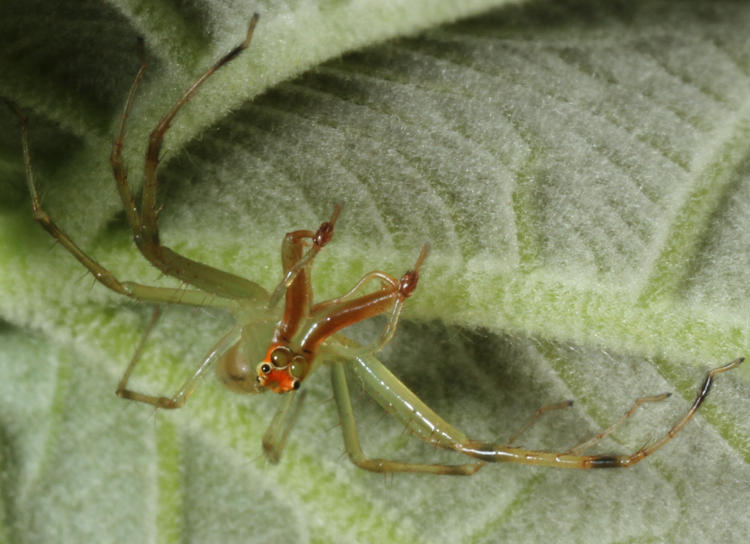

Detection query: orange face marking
xmin=257 ymin=343 xmax=300 ymax=393
xmin=262 ymin=367 xmax=297 ymax=394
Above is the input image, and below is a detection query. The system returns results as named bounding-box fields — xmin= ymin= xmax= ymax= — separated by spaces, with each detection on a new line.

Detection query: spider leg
xmin=3 ymin=99 xmax=234 ymax=307
xmin=330 ymin=361 xmax=483 ymax=475
xmin=605 ymin=358 xmax=743 ymax=467
xmin=565 ymin=392 xmax=670 ymax=455
xmin=262 ymin=390 xmax=307 ymax=463
xmin=507 ymin=400 xmax=574 ymax=445
xmin=339 ymin=343 xmax=742 ymax=470
xmin=115 ymin=14 xmax=266 ymax=300
xmin=109 ymin=37 xmax=146 ymax=233
xmin=310 ymin=271 xmax=398 ymax=314
xmin=117 ymin=319 xmax=242 ymax=409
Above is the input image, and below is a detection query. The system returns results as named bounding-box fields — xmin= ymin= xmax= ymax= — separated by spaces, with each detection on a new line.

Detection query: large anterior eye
xmin=270 ymin=346 xmax=292 ymax=367
xmin=289 ymin=355 xmax=307 ymax=378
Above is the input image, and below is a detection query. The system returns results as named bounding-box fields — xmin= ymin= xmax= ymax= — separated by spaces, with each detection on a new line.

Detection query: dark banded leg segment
xmin=459 ymin=358 xmax=744 ymax=469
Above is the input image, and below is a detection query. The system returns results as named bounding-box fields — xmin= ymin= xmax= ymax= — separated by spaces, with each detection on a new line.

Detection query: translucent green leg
xmin=262 ymin=390 xmax=307 ymax=463
xmin=330 ymin=361 xmax=483 ymax=475
xmin=566 ymin=392 xmax=670 ymax=454
xmin=310 ymin=271 xmax=398 ymax=352
xmin=336 ymin=342 xmax=742 ymax=470
xmin=507 ymin=400 xmax=574 ymax=445
xmin=117 ymin=321 xmax=243 ymax=409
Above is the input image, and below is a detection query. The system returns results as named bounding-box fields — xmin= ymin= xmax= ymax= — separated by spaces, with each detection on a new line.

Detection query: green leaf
xmin=1 ymin=0 xmax=750 ymax=542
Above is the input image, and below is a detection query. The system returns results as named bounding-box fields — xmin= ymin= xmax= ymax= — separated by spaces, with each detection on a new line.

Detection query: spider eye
xmin=289 ymin=355 xmax=306 ymax=379
xmin=270 ymin=346 xmax=292 ymax=367
xmin=292 ymin=379 xmax=301 ymax=390
xmin=259 ymin=363 xmax=271 ymax=374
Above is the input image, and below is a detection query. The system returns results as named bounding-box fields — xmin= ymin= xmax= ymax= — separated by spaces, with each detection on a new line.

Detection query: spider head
xmin=255 ymin=344 xmax=308 ymax=394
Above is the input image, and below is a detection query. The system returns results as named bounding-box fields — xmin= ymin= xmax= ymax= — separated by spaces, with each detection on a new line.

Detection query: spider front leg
xmin=111 ymin=13 xmax=266 ymax=301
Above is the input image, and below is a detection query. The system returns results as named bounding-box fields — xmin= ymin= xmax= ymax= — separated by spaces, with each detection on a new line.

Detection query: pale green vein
xmin=155 ymin=420 xmax=183 ymax=544
xmin=639 ymin=102 xmax=750 ymax=304
xmin=114 ymin=0 xmax=211 ymax=69
xmin=463 ymin=268 xmax=749 ymax=370
xmin=511 ymin=147 xmax=545 ymax=269
xmin=469 ymin=472 xmax=548 ymax=543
